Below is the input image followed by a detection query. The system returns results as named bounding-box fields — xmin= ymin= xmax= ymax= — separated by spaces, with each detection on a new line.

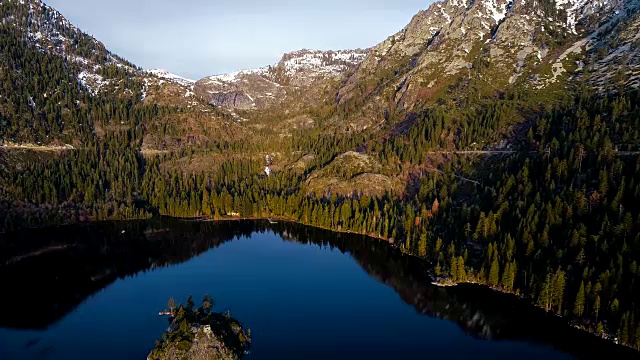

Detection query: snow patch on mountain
xmin=438 ymin=3 xmax=452 ymax=23
xmin=280 ymin=49 xmax=367 ymax=77
xmin=203 ymin=49 xmax=367 ymax=87
xmin=78 ymin=71 xmax=107 ymax=95
xmin=196 ymin=49 xmax=367 ymax=110
xmin=484 ymin=0 xmax=510 ymax=23
xmin=5 ymin=0 xmax=140 ymax=98
xmin=555 ymin=0 xmax=616 ymax=33
xmin=450 ymin=0 xmax=469 ymax=7
xmin=146 ymin=69 xmax=195 ymax=87
xmin=205 ymin=67 xmax=269 ymax=85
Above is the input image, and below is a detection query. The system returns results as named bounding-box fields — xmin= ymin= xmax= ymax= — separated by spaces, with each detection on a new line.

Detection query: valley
xmin=1 ymin=0 xmax=640 ymax=357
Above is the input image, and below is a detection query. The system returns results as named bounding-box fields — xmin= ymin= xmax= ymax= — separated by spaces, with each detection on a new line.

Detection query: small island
xmin=148 ymin=296 xmax=251 ymax=360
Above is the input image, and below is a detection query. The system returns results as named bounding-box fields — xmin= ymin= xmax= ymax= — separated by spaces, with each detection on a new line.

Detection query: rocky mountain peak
xmin=194 ymin=49 xmax=367 ymax=110
xmin=275 ymin=49 xmax=367 ymax=83
xmin=335 ymin=0 xmax=638 ymax=131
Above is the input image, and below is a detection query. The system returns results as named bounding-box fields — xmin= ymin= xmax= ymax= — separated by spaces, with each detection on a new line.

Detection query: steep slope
xmin=2 ymin=0 xmax=139 ymax=95
xmin=3 ymin=0 xmax=203 ymax=101
xmin=334 ymin=0 xmax=639 ymax=131
xmin=580 ymin=0 xmax=640 ymax=90
xmin=0 ymin=0 xmax=240 ymax=149
xmin=195 ymin=49 xmax=367 ymax=110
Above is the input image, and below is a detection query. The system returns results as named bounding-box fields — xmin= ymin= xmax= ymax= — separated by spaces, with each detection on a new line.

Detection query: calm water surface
xmin=0 ymin=219 xmax=636 ymax=359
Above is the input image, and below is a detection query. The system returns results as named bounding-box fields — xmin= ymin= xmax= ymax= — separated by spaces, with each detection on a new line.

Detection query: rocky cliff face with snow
xmin=330 ymin=0 xmax=640 ymax=130
xmin=194 ymin=49 xmax=367 ymax=110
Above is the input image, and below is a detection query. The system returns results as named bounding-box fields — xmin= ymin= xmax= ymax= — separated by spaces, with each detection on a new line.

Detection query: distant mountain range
xmin=3 ymin=0 xmax=639 ymax=144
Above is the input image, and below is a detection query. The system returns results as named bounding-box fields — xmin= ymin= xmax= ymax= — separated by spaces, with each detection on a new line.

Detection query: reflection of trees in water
xmin=277 ymin=222 xmax=500 ymax=340
xmin=272 ymin=222 xmax=640 ymax=359
xmin=0 ymin=219 xmax=249 ymax=329
xmin=0 ymin=220 xmax=637 ymax=359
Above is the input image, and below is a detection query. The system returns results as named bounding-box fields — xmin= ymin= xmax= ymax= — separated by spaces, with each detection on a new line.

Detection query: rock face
xmin=276 ymin=49 xmax=368 ymax=86
xmin=335 ymin=0 xmax=640 ymax=129
xmin=305 ymin=151 xmax=401 ymax=197
xmin=190 ymin=0 xmax=639 ymax=120
xmin=195 ymin=67 xmax=281 ymax=110
xmin=581 ymin=0 xmax=640 ymax=90
xmin=195 ymin=49 xmax=367 ymax=110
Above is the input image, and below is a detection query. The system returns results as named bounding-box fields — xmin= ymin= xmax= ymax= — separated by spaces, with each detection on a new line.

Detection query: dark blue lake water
xmin=0 ymin=220 xmax=636 ymax=359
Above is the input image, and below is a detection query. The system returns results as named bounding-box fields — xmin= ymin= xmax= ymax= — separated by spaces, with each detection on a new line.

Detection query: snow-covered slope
xmin=206 ymin=67 xmax=270 ymax=85
xmin=2 ymin=0 xmax=139 ymax=95
xmin=2 ymin=0 xmax=204 ymax=100
xmin=16 ymin=0 xmax=132 ymax=66
xmin=278 ymin=49 xmax=367 ymax=80
xmin=555 ymin=0 xmax=619 ymax=33
xmin=205 ymin=49 xmax=366 ymax=86
xmin=196 ymin=49 xmax=368 ymax=110
xmin=146 ymin=69 xmax=195 ymax=87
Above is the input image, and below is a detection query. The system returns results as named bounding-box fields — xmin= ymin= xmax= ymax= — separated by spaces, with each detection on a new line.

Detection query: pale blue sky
xmin=45 ymin=0 xmax=431 ymax=80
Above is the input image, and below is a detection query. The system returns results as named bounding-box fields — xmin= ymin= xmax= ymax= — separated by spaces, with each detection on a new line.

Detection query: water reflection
xmin=0 ymin=219 xmax=637 ymax=359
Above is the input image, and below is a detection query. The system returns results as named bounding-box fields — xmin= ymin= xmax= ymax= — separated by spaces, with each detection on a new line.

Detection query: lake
xmin=0 ymin=219 xmax=637 ymax=359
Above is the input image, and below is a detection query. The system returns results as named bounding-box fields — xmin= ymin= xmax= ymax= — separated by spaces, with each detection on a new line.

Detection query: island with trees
xmin=148 ymin=295 xmax=251 ymax=360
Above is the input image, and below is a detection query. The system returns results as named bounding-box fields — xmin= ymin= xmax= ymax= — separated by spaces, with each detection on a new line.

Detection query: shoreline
xmin=189 ymin=215 xmax=395 ymax=244
xmin=430 ymin=278 xmax=630 ymax=351
xmin=179 ymin=216 xmax=639 ymax=354
xmin=3 ymin=214 xmax=637 ymax=354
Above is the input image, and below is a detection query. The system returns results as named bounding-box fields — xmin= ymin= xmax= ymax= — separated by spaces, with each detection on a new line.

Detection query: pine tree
xmin=418 ymin=232 xmax=428 ymax=257
xmin=457 ymin=256 xmax=467 ymax=282
xmin=450 ymin=255 xmax=459 ymax=282
xmin=594 ymin=295 xmax=601 ymax=322
xmin=552 ymin=269 xmax=566 ymax=314
xmin=489 ymin=256 xmax=500 ymax=286
xmin=201 ymin=294 xmax=214 ymax=315
xmin=538 ymin=273 xmax=552 ymax=311
xmin=573 ymin=281 xmax=585 ymax=317
xmin=168 ymin=297 xmax=176 ymax=313
xmin=501 ymin=261 xmax=517 ymax=291
xmin=611 ymin=298 xmax=620 ymax=314
xmin=186 ymin=296 xmax=195 ymax=312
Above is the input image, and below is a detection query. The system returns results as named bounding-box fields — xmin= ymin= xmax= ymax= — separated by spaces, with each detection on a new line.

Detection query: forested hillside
xmin=2 ymin=0 xmax=640 ymax=352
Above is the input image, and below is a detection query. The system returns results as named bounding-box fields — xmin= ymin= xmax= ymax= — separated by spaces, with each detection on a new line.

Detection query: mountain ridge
xmin=194 ymin=48 xmax=368 ymax=110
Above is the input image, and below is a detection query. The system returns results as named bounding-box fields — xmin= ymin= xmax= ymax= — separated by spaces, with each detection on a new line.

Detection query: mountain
xmin=0 ymin=0 xmax=248 ymax=151
xmin=6 ymin=0 xmax=200 ymax=96
xmin=195 ymin=49 xmax=367 ymax=110
xmin=335 ymin=0 xmax=640 ymax=130
xmin=3 ymin=0 xmax=638 ymax=146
